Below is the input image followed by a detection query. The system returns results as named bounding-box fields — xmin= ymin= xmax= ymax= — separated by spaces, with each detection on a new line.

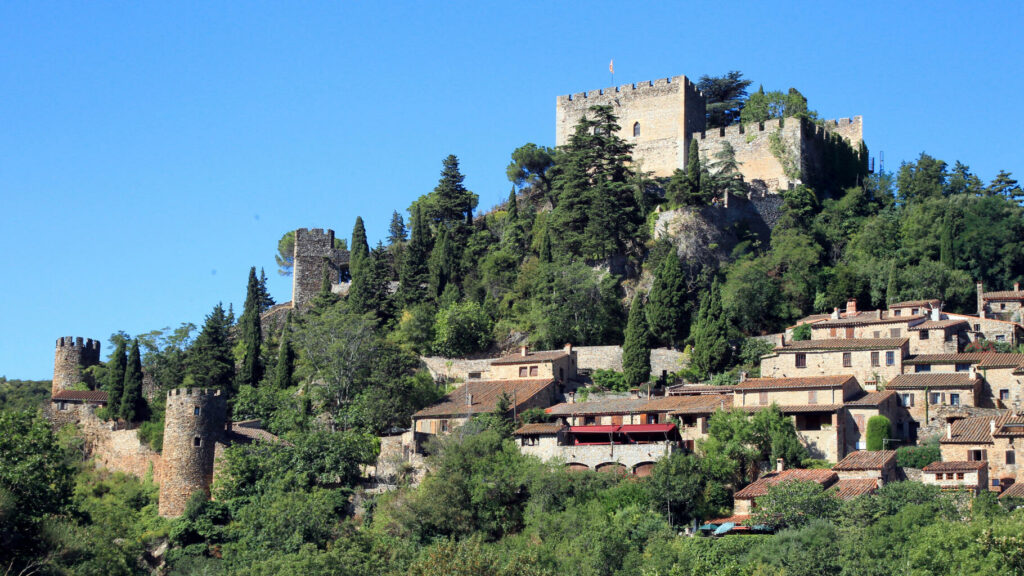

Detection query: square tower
xmin=555 ymin=75 xmax=706 ymax=178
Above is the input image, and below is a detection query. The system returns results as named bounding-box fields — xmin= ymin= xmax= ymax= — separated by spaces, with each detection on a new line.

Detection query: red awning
xmin=620 ymin=423 xmax=677 ymax=434
xmin=570 ymin=425 xmax=620 ymax=434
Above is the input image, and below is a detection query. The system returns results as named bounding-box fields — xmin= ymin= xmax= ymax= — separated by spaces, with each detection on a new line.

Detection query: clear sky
xmin=2 ymin=1 xmax=1021 ymax=379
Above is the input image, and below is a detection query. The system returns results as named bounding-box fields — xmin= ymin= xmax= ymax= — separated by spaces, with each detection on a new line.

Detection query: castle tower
xmin=158 ymin=388 xmax=227 ymax=517
xmin=291 ymin=228 xmax=350 ymax=308
xmin=52 ymin=336 xmax=101 ymax=396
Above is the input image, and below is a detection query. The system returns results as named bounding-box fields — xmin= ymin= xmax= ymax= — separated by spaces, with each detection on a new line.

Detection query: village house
xmin=843 ymin=390 xmax=904 ymax=452
xmin=920 ymin=461 xmax=989 ymax=494
xmin=832 ymin=450 xmax=899 ymax=486
xmin=906 ymin=319 xmax=969 ymax=355
xmin=885 ymin=373 xmax=983 ymax=440
xmin=47 ymin=390 xmax=109 ymax=427
xmin=942 ymin=312 xmax=1023 ymax=347
xmin=731 ymin=461 xmax=839 ymax=516
xmin=484 ymin=344 xmax=578 ymax=384
xmin=888 ymin=299 xmax=942 ymax=317
xmin=977 ymin=282 xmax=1024 ymax=323
xmin=939 ymin=413 xmax=1024 ymax=492
xmin=760 ymin=338 xmax=908 ymax=388
xmin=513 ymin=420 xmax=682 ymax=476
xmin=901 ymin=352 xmax=1024 ymax=410
xmin=411 ymin=378 xmax=557 ymax=437
xmin=998 ymin=481 xmax=1024 ymax=500
xmin=810 ymin=312 xmax=925 ymax=342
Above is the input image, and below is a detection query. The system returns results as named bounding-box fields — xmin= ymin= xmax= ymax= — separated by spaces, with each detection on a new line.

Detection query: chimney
xmin=739 ymin=371 xmax=747 ymax=383
xmin=521 ymin=345 xmax=528 ymax=357
xmin=946 ymin=422 xmax=952 ymax=440
xmin=846 ymin=298 xmax=857 ymax=316
xmin=969 ymin=365 xmax=976 ymax=379
xmin=564 ymin=342 xmax=573 ymax=355
xmin=568 ymin=391 xmax=575 ymax=404
xmin=931 ymin=306 xmax=941 ymax=321
xmin=776 ymin=458 xmax=785 ymax=472
xmin=832 ymin=307 xmax=841 ymax=320
xmin=1016 ymin=282 xmax=1020 ymax=292
xmin=990 ymin=419 xmax=996 ymax=436
xmin=467 ymin=392 xmax=473 ymax=406
xmin=780 ymin=333 xmax=786 ymax=347
xmin=977 ymin=282 xmax=986 ymax=318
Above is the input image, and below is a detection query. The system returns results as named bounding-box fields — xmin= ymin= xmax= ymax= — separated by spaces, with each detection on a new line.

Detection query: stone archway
xmin=595 ymin=462 xmax=627 ymax=475
xmin=566 ymin=462 xmax=589 ymax=472
xmin=632 ymin=462 xmax=657 ymax=477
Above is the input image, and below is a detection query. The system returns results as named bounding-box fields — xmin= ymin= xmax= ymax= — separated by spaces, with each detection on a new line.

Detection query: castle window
xmin=194 ymin=407 xmax=201 ymax=416
xmin=193 ymin=436 xmax=202 ymax=448
xmin=633 ymin=122 xmax=640 ymax=137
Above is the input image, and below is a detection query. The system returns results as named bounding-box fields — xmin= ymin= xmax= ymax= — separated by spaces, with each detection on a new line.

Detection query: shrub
xmin=591 ymin=369 xmax=628 ymax=392
xmin=896 ymin=440 xmax=941 ymax=468
xmin=137 ymin=418 xmax=164 ymax=452
xmin=865 ymin=415 xmax=892 ymax=451
xmin=792 ymin=323 xmax=812 ymax=341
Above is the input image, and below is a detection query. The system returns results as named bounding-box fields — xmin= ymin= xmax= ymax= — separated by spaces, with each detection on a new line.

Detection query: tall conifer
xmin=273 ymin=331 xmax=295 ymax=390
xmin=647 ymin=252 xmax=688 ymax=348
xmin=120 ymin=339 xmax=146 ymax=422
xmin=187 ymin=303 xmax=235 ymax=393
xmin=428 ymin=226 xmax=457 ymax=299
xmin=238 ymin=267 xmax=263 ymax=388
xmin=105 ymin=338 xmax=128 ymax=419
xmin=623 ymin=295 xmax=652 ymax=388
xmin=690 ymin=280 xmax=730 ymax=378
xmin=400 ymin=205 xmax=431 ymax=306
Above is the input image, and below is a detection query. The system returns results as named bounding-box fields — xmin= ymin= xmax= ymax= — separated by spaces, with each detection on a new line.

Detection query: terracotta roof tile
xmin=845 ymin=390 xmax=897 ymax=407
xmin=832 ymin=478 xmax=879 ymax=500
xmin=903 ymin=353 xmax=986 ymax=365
xmin=734 ymin=375 xmax=854 ymax=391
xmin=816 ymin=315 xmax=924 ymax=328
xmin=491 ymin=350 xmax=569 ymax=365
xmin=775 ymin=338 xmax=907 ymax=351
xmin=982 ymin=291 xmax=1024 ymax=301
xmin=889 ymin=299 xmax=941 ymax=308
xmin=548 ymin=393 xmax=731 ymax=417
xmin=994 ymin=416 xmax=1024 ymax=437
xmin=976 ymin=354 xmax=1024 ymax=369
xmin=922 ymin=461 xmax=987 ymax=472
xmin=739 ymin=403 xmax=842 ymax=414
xmin=940 ymin=413 xmax=1013 ymax=444
xmin=887 ymin=374 xmax=979 ymax=390
xmin=513 ymin=422 xmax=566 ymax=435
xmin=668 ymin=395 xmax=734 ymax=415
xmin=52 ymin=390 xmax=109 ymax=402
xmin=944 ymin=312 xmax=1023 ymax=327
xmin=908 ymin=320 xmax=968 ymax=331
xmin=998 ymin=482 xmax=1024 ymax=499
xmin=413 ymin=379 xmax=555 ymax=419
xmin=667 ymin=384 xmax=735 ymax=395
xmin=833 ymin=450 xmax=896 ymax=471
xmin=226 ymin=422 xmax=284 ymax=445
xmin=734 ymin=469 xmax=838 ymax=499
xmin=707 ymin=514 xmax=751 ymax=525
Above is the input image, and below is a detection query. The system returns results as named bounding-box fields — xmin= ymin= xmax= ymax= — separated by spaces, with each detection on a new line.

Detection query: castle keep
xmin=52 ymin=336 xmax=100 ymax=396
xmin=556 ymin=74 xmax=864 ymax=191
xmin=158 ymin=388 xmax=227 ymax=517
xmin=291 ymin=228 xmax=350 ymax=308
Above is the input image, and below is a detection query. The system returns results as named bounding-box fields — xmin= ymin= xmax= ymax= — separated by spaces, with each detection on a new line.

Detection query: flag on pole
xmin=609 ymin=59 xmax=614 ymax=74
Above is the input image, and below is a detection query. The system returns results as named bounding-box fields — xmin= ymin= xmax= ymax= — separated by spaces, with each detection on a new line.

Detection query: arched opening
xmin=633 ymin=462 xmax=657 ymax=477
xmin=595 ymin=462 xmax=627 ymax=475
xmin=633 ymin=122 xmax=641 ymax=137
xmin=566 ymin=463 xmax=589 ymax=472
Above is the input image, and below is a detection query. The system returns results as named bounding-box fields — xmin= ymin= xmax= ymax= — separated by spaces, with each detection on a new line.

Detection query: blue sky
xmin=2 ymin=1 xmax=1021 ymax=379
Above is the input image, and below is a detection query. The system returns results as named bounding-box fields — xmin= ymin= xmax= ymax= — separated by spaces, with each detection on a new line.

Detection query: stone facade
xmin=158 ymin=388 xmax=227 ymax=517
xmin=760 ymin=341 xmax=908 ymax=388
xmin=556 ymin=76 xmax=706 ymax=178
xmin=519 ymin=441 xmax=677 ymax=475
xmin=944 ymin=312 xmax=1023 ymax=346
xmin=291 ymin=228 xmax=350 ymax=309
xmin=53 ymin=336 xmax=101 ymax=395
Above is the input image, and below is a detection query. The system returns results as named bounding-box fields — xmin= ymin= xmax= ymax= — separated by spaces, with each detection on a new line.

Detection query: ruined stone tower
xmin=291 ymin=228 xmax=350 ymax=308
xmin=52 ymin=336 xmax=101 ymax=396
xmin=158 ymin=388 xmax=227 ymax=517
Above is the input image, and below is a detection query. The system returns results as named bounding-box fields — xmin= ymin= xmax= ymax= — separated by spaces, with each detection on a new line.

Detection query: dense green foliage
xmin=622 ymin=295 xmax=651 ymax=388
xmin=896 ymin=437 xmax=943 ymax=468
xmin=865 ymin=415 xmax=892 ymax=451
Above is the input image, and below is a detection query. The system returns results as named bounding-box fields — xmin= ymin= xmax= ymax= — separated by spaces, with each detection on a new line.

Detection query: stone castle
xmin=556 ymin=74 xmax=864 ymax=191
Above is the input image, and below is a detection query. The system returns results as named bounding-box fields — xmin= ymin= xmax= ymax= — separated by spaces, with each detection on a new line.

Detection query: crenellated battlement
xmin=693 ymin=117 xmax=789 ymax=140
xmin=557 ymin=75 xmax=702 ymax=103
xmin=53 ymin=335 xmax=101 ymax=395
xmin=56 ymin=336 xmax=102 ymax=352
xmin=166 ymin=387 xmax=224 ymax=400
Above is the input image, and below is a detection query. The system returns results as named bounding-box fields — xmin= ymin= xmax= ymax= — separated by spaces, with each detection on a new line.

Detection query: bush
xmin=865 ymin=415 xmax=892 ymax=451
xmin=432 ymin=301 xmax=493 ymax=357
xmin=792 ymin=323 xmax=812 ymax=341
xmin=137 ymin=419 xmax=164 ymax=452
xmin=591 ymin=369 xmax=628 ymax=392
xmin=896 ymin=440 xmax=941 ymax=468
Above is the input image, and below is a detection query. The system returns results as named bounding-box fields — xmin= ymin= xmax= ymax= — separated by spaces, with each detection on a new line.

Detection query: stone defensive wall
xmin=556 ymin=76 xmax=705 ymax=178
xmin=420 ymin=346 xmax=687 ymax=383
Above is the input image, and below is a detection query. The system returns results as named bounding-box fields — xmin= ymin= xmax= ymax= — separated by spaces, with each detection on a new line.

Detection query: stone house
xmin=977 ymin=282 xmax=1024 ymax=323
xmin=731 ymin=463 xmax=838 ymax=516
xmin=760 ymin=338 xmax=908 ymax=388
xmin=976 ymin=355 xmax=1024 ymax=410
xmin=843 ymin=390 xmax=905 ymax=452
xmin=832 ymin=450 xmax=898 ymax=486
xmin=906 ymin=320 xmax=969 ymax=355
xmin=921 ymin=461 xmax=988 ymax=494
xmin=942 ymin=312 xmax=1023 ymax=346
xmin=999 ymin=482 xmax=1024 ymax=500
xmin=411 ymin=378 xmax=557 ymax=437
xmin=888 ymin=299 xmax=942 ymax=317
xmin=514 ymin=421 xmax=682 ymax=476
xmin=885 ymin=373 xmax=982 ymax=438
xmin=486 ymin=344 xmax=577 ymax=385
xmin=939 ymin=413 xmax=1023 ymax=491
xmin=48 ymin=390 xmax=109 ymax=427
xmin=810 ymin=313 xmax=925 ymax=342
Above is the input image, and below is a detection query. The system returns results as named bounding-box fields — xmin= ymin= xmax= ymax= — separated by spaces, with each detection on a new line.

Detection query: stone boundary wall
xmin=420 ymin=347 xmax=688 ymax=383
xmin=81 ymin=416 xmax=163 ymax=481
xmin=521 ymin=442 xmax=677 ymax=471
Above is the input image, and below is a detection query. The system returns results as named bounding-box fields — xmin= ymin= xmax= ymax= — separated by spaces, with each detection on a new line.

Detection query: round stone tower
xmin=158 ymin=388 xmax=227 ymax=517
xmin=52 ymin=336 xmax=101 ymax=396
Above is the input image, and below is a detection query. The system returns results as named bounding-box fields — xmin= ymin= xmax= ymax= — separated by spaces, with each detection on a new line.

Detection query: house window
xmin=795 ymin=353 xmax=807 ymax=368
xmin=584 ymin=416 xmax=596 ymax=425
xmin=996 ymin=334 xmax=1006 ymax=342
xmin=955 ymin=363 xmax=971 ymax=372
xmin=915 ymin=364 xmax=931 ymax=373
xmin=873 ymin=331 xmax=881 ymax=338
xmin=808 ymin=390 xmax=818 ymax=404
xmin=871 ymin=351 xmax=880 ymax=367
xmin=468 ymin=372 xmax=482 ymax=379
xmin=919 ymin=330 xmax=929 ymax=340
xmin=440 ymin=419 xmax=450 ymax=433
xmin=1007 ymin=451 xmax=1016 ymax=465
xmin=843 ymin=352 xmax=852 ymax=367
xmin=519 ymin=367 xmax=528 ymax=377
xmin=934 ymin=473 xmax=942 ymax=480
xmin=759 ymin=391 xmax=769 ymax=405
xmin=193 ymin=436 xmax=202 ymax=448
xmin=846 ymin=327 xmax=855 ymax=339
xmin=957 ymin=472 xmax=964 ymax=480
xmin=529 ymin=366 xmax=539 ymax=377
xmin=193 ymin=407 xmax=201 ymax=415
xmin=974 ymin=324 xmax=981 ymax=332
xmin=890 ymin=328 xmax=901 ymax=338
xmin=646 ymin=414 xmax=658 ymax=424
xmin=929 ymin=393 xmax=941 ymax=404
xmin=1000 ymin=389 xmax=1010 ymax=401
xmin=1001 ymin=303 xmax=1006 ymax=310
xmin=886 ymin=351 xmax=895 ymax=366
xmin=900 ymin=393 xmax=914 ymax=407
xmin=912 ymin=308 xmax=919 ymax=315
xmin=894 ymin=309 xmax=902 ymax=317
xmin=950 ymin=393 xmax=961 ymax=406
xmin=968 ymin=449 xmax=985 ymax=461
xmin=633 ymin=122 xmax=640 ymax=137
xmin=946 ymin=473 xmax=954 ymax=480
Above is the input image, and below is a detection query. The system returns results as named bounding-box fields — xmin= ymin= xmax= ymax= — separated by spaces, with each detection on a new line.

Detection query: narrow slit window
xmin=193 ymin=436 xmax=202 ymax=448
xmin=633 ymin=122 xmax=640 ymax=137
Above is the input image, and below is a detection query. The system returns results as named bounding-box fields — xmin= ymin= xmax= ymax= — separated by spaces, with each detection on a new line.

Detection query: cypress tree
xmin=647 ymin=252 xmax=688 ymax=348
xmin=400 ymin=205 xmax=431 ymax=306
xmin=428 ymin=226 xmax=457 ymax=299
xmin=539 ymin=228 xmax=553 ymax=263
xmin=238 ymin=267 xmax=263 ymax=389
xmin=120 ymin=339 xmax=146 ymax=423
xmin=350 ymin=216 xmax=369 ymax=267
xmin=685 ymin=139 xmax=702 ymax=203
xmin=105 ymin=338 xmax=128 ymax=419
xmin=257 ymin=267 xmax=275 ymax=312
xmin=186 ymin=303 xmax=235 ymax=393
xmin=504 ymin=187 xmax=525 ymax=256
xmin=623 ymin=294 xmax=652 ymax=388
xmin=690 ymin=280 xmax=730 ymax=379
xmin=940 ymin=203 xmax=957 ymax=269
xmin=273 ymin=331 xmax=295 ymax=390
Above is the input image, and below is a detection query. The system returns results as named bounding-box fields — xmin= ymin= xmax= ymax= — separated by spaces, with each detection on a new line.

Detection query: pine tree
xmin=400 ymin=204 xmax=431 ymax=306
xmin=257 ymin=268 xmax=275 ymax=312
xmin=689 ymin=280 xmax=730 ymax=379
xmin=647 ymin=252 xmax=688 ymax=348
xmin=120 ymin=339 xmax=146 ymax=423
xmin=988 ymin=170 xmax=1023 ymax=202
xmin=430 ymin=155 xmax=476 ymax=226
xmin=623 ymin=294 xmax=652 ymax=388
xmin=105 ymin=338 xmax=128 ymax=419
xmin=238 ymin=267 xmax=263 ymax=389
xmin=387 ymin=210 xmax=408 ymax=245
xmin=186 ymin=303 xmax=235 ymax=393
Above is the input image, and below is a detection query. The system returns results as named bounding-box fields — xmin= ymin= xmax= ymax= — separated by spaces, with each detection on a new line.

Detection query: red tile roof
xmin=886 ymin=374 xmax=978 ymax=390
xmin=832 ymin=478 xmax=880 ymax=500
xmin=739 ymin=403 xmax=842 ymax=414
xmin=513 ymin=422 xmax=566 ymax=435
xmin=940 ymin=414 xmax=1013 ymax=445
xmin=998 ymin=482 xmax=1024 ymax=499
xmin=903 ymin=353 xmax=987 ymax=365
xmin=889 ymin=299 xmax=941 ymax=308
xmin=734 ymin=375 xmax=854 ymax=391
xmin=922 ymin=461 xmax=987 ymax=472
xmin=491 ymin=349 xmax=569 ymax=365
xmin=706 ymin=514 xmax=751 ymax=525
xmin=52 ymin=390 xmax=109 ymax=403
xmin=413 ymin=379 xmax=555 ymax=419
xmin=994 ymin=416 xmax=1024 ymax=438
xmin=845 ymin=390 xmax=897 ymax=407
xmin=815 ymin=314 xmax=924 ymax=328
xmin=775 ymin=338 xmax=907 ymax=351
xmin=667 ymin=384 xmax=734 ymax=395
xmin=944 ymin=312 xmax=1024 ymax=327
xmin=908 ymin=320 xmax=968 ymax=331
xmin=833 ymin=450 xmax=896 ymax=471
xmin=734 ymin=469 xmax=838 ymax=499
xmin=976 ymin=354 xmax=1024 ymax=369
xmin=669 ymin=395 xmax=734 ymax=415
xmin=227 ymin=421 xmax=284 ymax=444
xmin=982 ymin=290 xmax=1024 ymax=301
xmin=548 ymin=393 xmax=731 ymax=417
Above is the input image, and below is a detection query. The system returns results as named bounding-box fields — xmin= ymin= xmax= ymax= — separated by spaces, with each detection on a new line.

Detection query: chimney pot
xmin=467 ymin=392 xmax=473 ymax=406
xmin=832 ymin=307 xmax=840 ymax=320
xmin=564 ymin=342 xmax=573 ymax=355
xmin=1016 ymin=282 xmax=1020 ymax=292
xmin=776 ymin=458 xmax=785 ymax=472
xmin=521 ymin=345 xmax=528 ymax=357
xmin=739 ymin=371 xmax=747 ymax=383
xmin=846 ymin=299 xmax=857 ymax=315
xmin=947 ymin=422 xmax=952 ymax=440
xmin=991 ymin=419 xmax=996 ymax=435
